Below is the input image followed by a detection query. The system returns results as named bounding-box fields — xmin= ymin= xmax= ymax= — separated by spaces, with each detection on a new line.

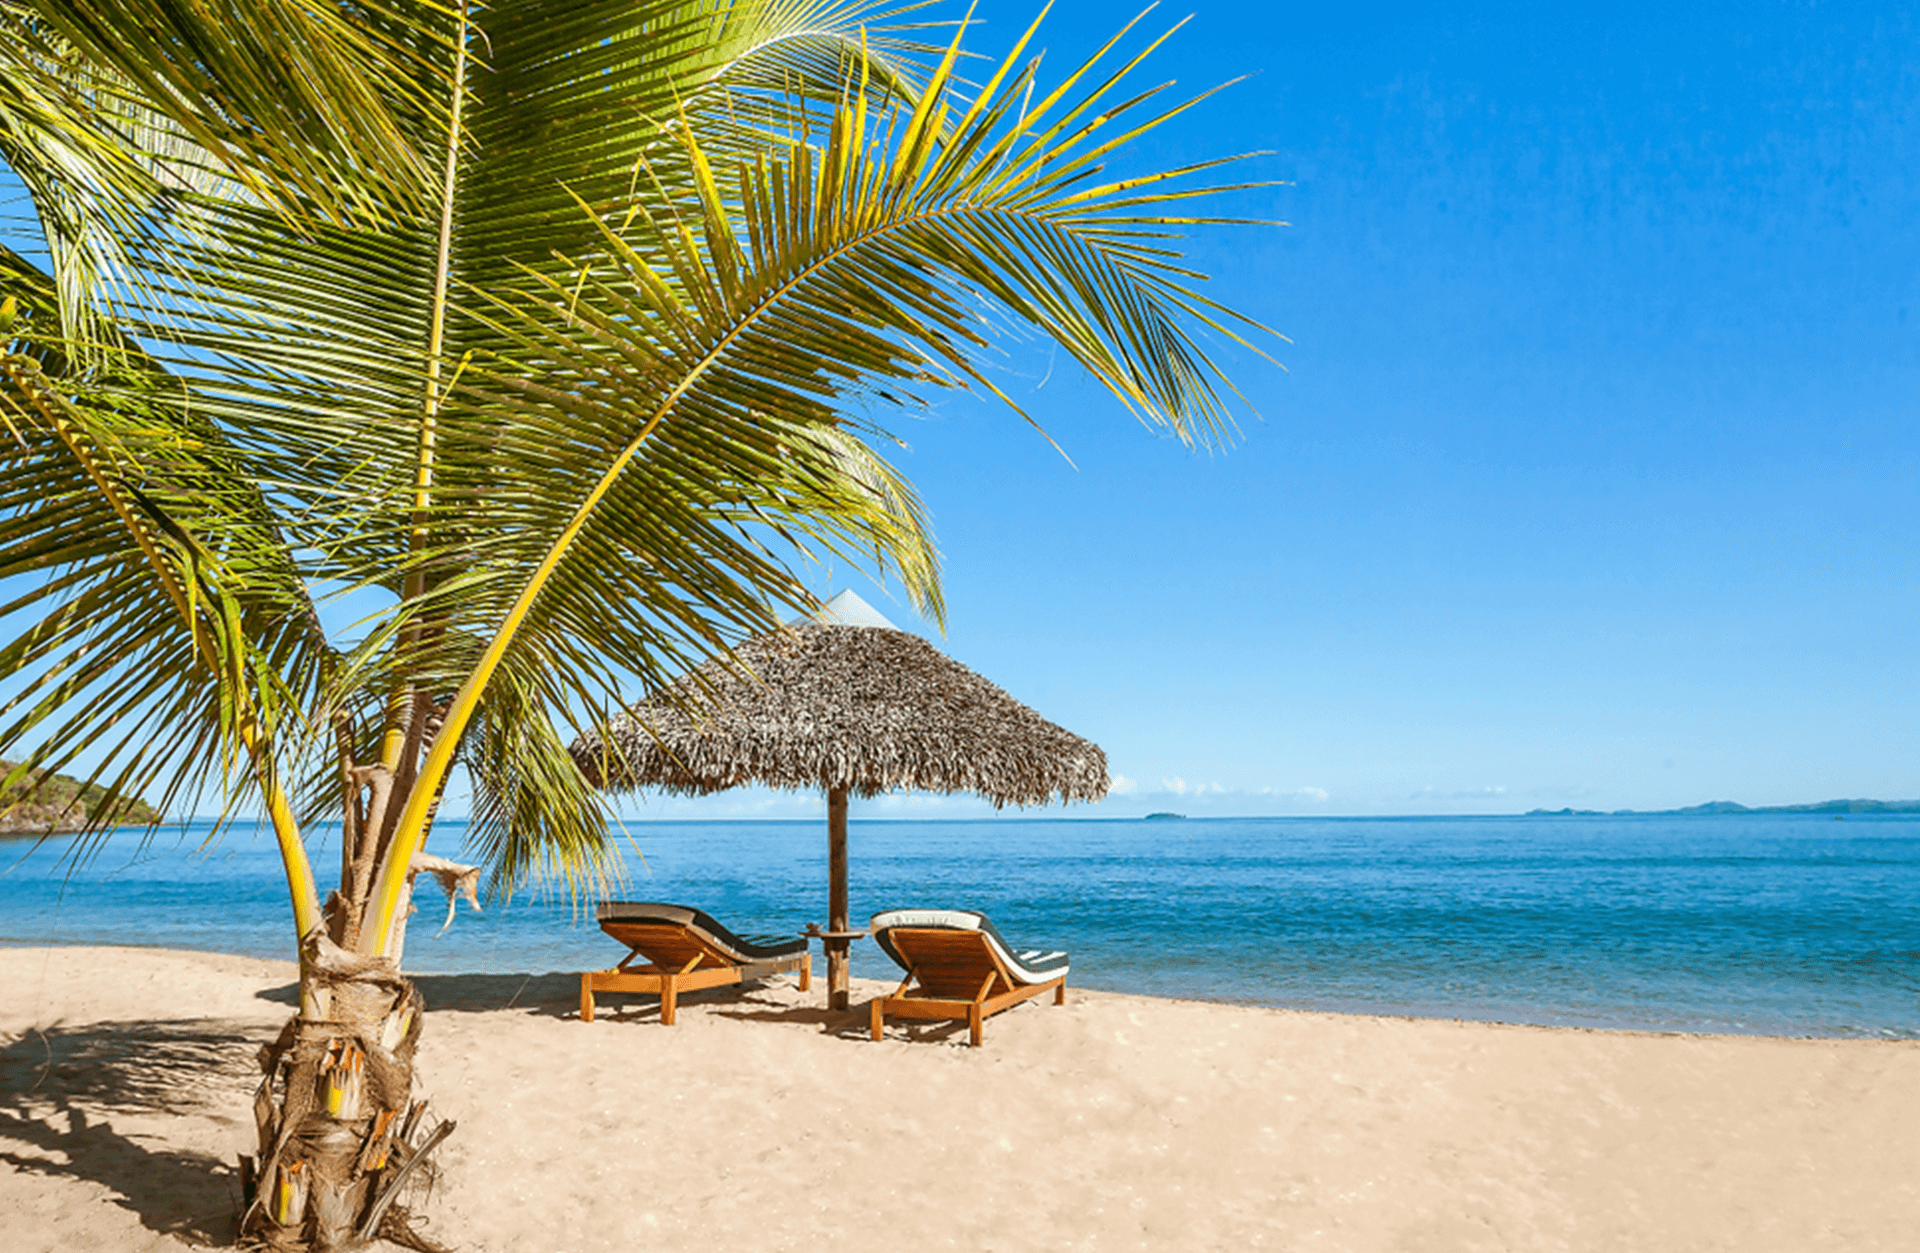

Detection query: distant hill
xmin=0 ymin=761 xmax=161 ymax=834
xmin=1526 ymin=798 xmax=1920 ymax=817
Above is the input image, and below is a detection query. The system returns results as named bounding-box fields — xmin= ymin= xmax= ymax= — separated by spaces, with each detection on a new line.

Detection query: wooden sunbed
xmin=868 ymin=909 xmax=1068 ymax=1047
xmin=580 ymin=902 xmax=810 ymax=1025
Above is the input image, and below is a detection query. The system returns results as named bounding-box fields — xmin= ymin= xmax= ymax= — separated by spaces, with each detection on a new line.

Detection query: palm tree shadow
xmin=373 ymin=971 xmax=856 ymax=1030
xmin=0 ymin=1019 xmax=270 ymax=1245
xmin=265 ymin=971 xmax=588 ymax=1019
xmin=411 ymin=972 xmax=583 ymax=1016
xmin=260 ymin=971 xmax=583 ymax=1018
xmin=266 ymin=971 xmax=895 ymax=1041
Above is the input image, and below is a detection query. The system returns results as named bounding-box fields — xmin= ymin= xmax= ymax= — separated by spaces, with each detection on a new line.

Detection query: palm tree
xmin=0 ymin=1 xmax=1272 ymax=1247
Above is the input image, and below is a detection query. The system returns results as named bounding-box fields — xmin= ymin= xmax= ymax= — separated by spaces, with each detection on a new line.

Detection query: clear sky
xmin=768 ymin=0 xmax=1920 ymax=820
xmin=8 ymin=1 xmax=1918 ymax=820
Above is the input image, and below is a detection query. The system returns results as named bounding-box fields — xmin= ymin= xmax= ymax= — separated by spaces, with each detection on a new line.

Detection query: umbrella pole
xmin=827 ymin=785 xmax=850 ymax=1010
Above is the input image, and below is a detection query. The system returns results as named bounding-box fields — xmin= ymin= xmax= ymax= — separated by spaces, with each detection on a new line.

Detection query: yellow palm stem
xmin=361 ymin=413 xmax=668 ymax=954
xmin=382 ymin=0 xmax=471 ymax=775
xmin=248 ymin=722 xmax=324 ymax=941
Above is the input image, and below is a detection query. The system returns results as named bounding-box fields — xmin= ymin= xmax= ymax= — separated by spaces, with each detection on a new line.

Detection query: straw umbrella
xmin=569 ymin=592 xmax=1109 ymax=1008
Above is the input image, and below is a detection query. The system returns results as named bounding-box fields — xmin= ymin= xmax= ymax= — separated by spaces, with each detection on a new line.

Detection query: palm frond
xmin=0 ymin=324 xmax=336 ymax=864
xmin=358 ymin=8 xmax=1274 ymax=937
xmin=462 ymin=672 xmax=622 ymax=902
xmin=3 ymin=2 xmax=1273 ymax=938
xmin=14 ymin=0 xmax=448 ymax=226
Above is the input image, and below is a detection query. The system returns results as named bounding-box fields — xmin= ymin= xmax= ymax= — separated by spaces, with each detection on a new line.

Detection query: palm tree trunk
xmin=240 ymin=933 xmax=454 ymax=1252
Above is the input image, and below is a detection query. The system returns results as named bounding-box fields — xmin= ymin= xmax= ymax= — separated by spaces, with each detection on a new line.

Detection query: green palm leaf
xmin=14 ymin=0 xmax=447 ymax=226
xmin=0 ymin=329 xmax=333 ymax=930
xmin=2 ymin=0 xmax=1272 ymax=952
xmin=356 ymin=7 xmax=1275 ymax=940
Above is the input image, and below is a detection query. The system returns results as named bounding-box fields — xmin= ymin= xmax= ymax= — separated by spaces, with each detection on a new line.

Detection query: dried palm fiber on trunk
xmin=570 ymin=625 xmax=1108 ymax=805
xmin=240 ymin=932 xmax=450 ymax=1252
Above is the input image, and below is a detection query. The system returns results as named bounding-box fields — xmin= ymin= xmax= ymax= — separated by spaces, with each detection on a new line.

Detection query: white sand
xmin=2 ymin=945 xmax=1916 ymax=1251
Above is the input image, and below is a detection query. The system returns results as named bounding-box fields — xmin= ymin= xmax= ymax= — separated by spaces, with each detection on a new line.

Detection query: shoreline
xmin=2 ymin=936 xmax=1909 ymax=1042
xmin=4 ymin=944 xmax=1918 ymax=1252
xmin=8 ymin=815 xmax=1914 ymax=1041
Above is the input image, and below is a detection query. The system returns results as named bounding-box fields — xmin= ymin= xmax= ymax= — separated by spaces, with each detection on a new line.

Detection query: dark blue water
xmin=4 ymin=814 xmax=1916 ymax=1037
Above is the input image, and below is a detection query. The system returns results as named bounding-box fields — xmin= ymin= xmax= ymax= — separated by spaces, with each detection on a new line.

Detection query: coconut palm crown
xmin=0 ymin=0 xmax=1274 ymax=1247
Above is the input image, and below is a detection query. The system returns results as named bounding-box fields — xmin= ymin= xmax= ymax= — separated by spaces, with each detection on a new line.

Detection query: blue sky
xmin=757 ymin=0 xmax=1920 ymax=819
xmin=7 ymin=1 xmax=1918 ymax=820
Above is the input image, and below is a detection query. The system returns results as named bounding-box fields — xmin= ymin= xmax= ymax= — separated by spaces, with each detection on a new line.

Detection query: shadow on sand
xmin=709 ymin=999 xmax=920 ymax=1042
xmin=0 ymin=1017 xmax=269 ymax=1245
xmin=259 ymin=970 xmax=583 ymax=1018
xmin=264 ymin=970 xmax=809 ymax=1021
xmin=262 ymin=971 xmax=927 ymax=1043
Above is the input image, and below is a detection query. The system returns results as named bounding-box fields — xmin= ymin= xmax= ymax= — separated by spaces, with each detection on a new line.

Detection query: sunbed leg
xmin=799 ymin=955 xmax=812 ymax=992
xmin=580 ymin=974 xmax=596 ymax=1023
xmin=1054 ymin=980 xmax=1065 ymax=1006
xmin=870 ymin=998 xmax=885 ymax=1042
xmin=661 ymin=975 xmax=677 ymax=1026
xmin=968 ymin=1002 xmax=983 ymax=1048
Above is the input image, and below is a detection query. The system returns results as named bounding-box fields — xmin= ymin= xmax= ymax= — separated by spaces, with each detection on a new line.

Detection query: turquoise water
xmin=3 ymin=814 xmax=1916 ymax=1037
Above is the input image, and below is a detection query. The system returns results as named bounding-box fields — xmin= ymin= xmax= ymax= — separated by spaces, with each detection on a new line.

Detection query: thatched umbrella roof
xmin=570 ymin=595 xmax=1107 ymax=1011
xmin=569 ymin=622 xmax=1109 ymax=806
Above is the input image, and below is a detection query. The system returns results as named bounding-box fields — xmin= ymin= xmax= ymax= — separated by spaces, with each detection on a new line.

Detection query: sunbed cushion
xmin=597 ymin=901 xmax=807 ymax=961
xmin=869 ymin=908 xmax=1070 ymax=985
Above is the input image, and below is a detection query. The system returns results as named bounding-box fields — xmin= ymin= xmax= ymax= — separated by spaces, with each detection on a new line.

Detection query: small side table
xmin=803 ymin=925 xmax=869 ymax=1011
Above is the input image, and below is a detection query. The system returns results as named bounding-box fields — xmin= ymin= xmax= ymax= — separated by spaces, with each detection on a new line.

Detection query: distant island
xmin=1526 ymin=798 xmax=1920 ymax=817
xmin=0 ymin=760 xmax=161 ymax=835
xmin=1144 ymin=812 xmax=1187 ymax=821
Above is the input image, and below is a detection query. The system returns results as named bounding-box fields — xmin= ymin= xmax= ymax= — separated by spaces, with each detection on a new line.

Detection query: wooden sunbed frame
xmin=869 ymin=926 xmax=1065 ymax=1047
xmin=580 ymin=918 xmax=810 ymax=1024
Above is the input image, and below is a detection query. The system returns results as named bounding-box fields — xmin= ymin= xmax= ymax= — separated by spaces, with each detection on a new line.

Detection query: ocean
xmin=3 ymin=813 xmax=1916 ymax=1038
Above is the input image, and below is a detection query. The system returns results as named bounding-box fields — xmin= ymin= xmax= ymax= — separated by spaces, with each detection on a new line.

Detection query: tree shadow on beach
xmin=0 ymin=1018 xmax=268 ymax=1245
xmin=414 ymin=971 xmax=582 ymax=1015
xmin=261 ymin=970 xmax=905 ymax=1042
xmin=264 ymin=970 xmax=807 ymax=1021
xmin=259 ymin=971 xmax=583 ymax=1018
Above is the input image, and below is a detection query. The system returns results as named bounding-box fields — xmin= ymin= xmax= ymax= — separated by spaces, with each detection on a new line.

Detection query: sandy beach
xmin=2 ymin=945 xmax=1916 ymax=1252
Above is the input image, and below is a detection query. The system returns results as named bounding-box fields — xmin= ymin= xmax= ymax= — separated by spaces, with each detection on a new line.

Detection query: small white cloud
xmin=1109 ymin=774 xmax=1137 ymax=795
xmin=1406 ymin=785 xmax=1510 ymax=802
xmin=1163 ymin=777 xmax=1188 ymax=795
xmin=1256 ymin=785 xmax=1328 ymax=802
